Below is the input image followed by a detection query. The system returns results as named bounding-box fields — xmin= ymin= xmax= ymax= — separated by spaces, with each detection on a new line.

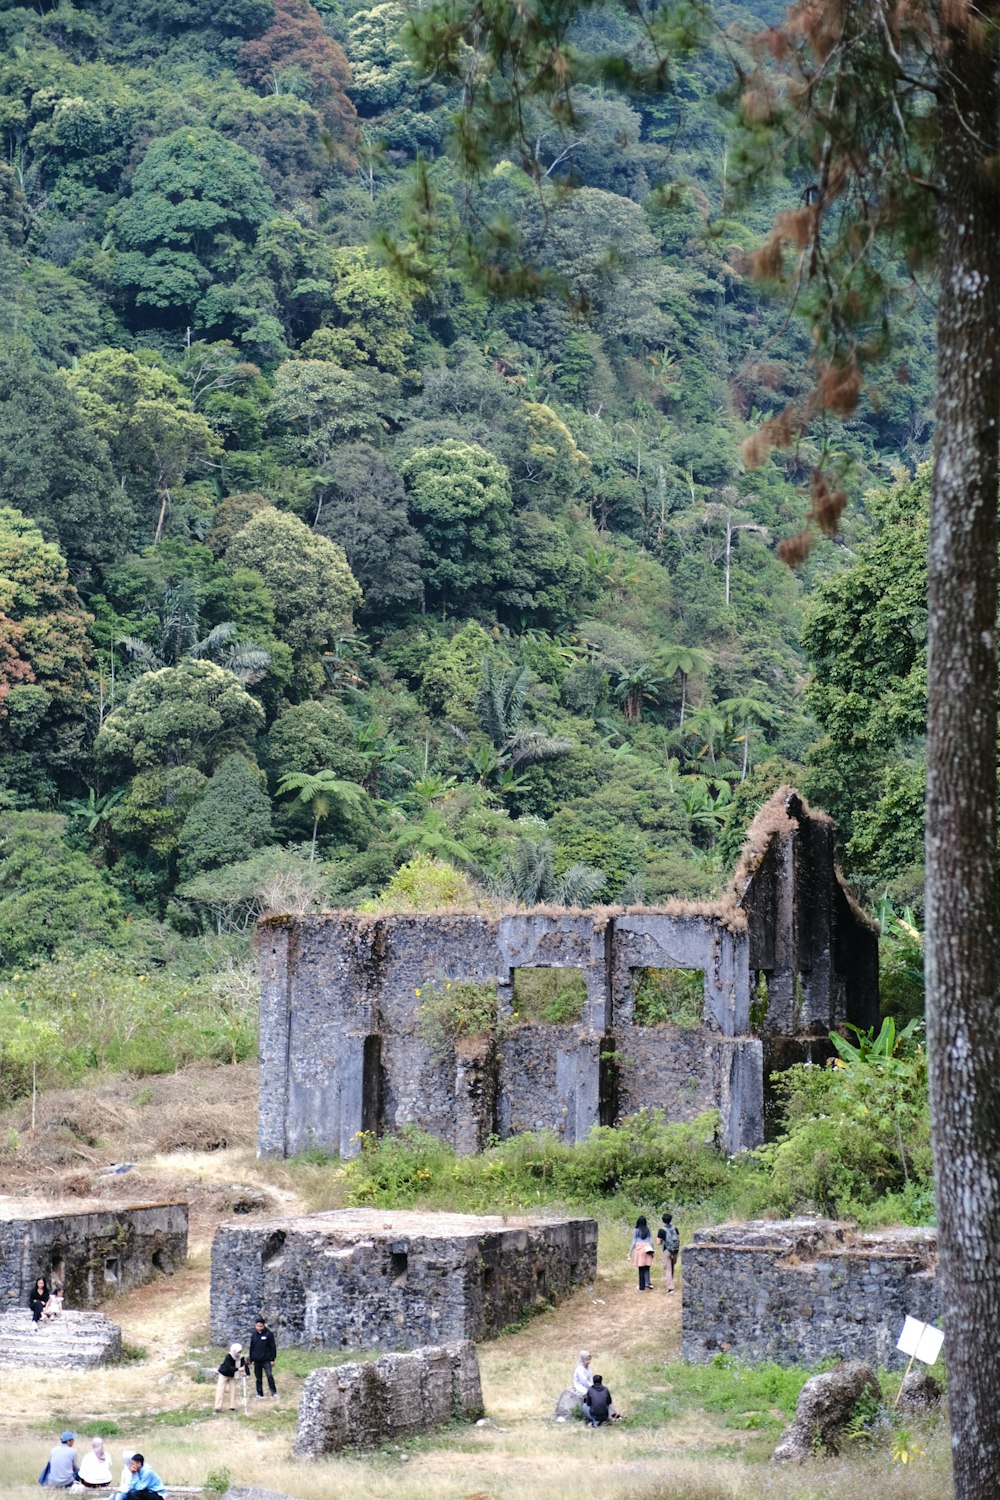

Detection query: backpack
xmin=661 ymin=1225 xmax=680 ymax=1256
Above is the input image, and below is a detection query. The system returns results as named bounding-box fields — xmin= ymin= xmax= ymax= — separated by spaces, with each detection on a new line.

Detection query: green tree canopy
xmin=224 ymin=506 xmax=362 ymax=666
xmin=401 ymin=439 xmax=513 ymax=615
xmin=177 ymin=751 xmax=273 ymax=879
xmin=113 ymin=126 xmax=275 ymax=324
xmin=95 ymin=658 xmax=265 ymax=775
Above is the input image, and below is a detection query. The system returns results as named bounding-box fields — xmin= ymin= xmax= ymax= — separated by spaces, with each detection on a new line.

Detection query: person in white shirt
xmin=573 ymin=1350 xmax=594 ymax=1397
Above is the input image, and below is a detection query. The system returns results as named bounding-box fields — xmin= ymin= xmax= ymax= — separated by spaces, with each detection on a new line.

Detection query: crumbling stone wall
xmin=294 ymin=1340 xmax=483 ymax=1456
xmin=257 ymin=789 xmax=878 ymax=1160
xmin=681 ymin=1219 xmax=940 ymax=1366
xmin=210 ymin=1208 xmax=596 ymax=1351
xmin=0 ymin=1199 xmax=188 ymax=1309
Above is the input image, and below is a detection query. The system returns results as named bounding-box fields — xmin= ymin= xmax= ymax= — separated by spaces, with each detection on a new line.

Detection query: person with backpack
xmin=657 ymin=1212 xmax=680 ymax=1292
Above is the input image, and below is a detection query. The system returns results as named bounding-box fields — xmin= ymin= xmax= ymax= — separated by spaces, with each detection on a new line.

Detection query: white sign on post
xmin=896 ymin=1315 xmax=945 ymax=1366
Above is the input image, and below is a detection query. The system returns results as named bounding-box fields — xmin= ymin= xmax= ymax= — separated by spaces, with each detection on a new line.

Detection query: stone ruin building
xmin=211 ymin=1207 xmax=596 ymax=1352
xmin=681 ymin=1219 xmax=940 ymax=1367
xmin=256 ymin=789 xmax=878 ymax=1160
xmin=294 ymin=1340 xmax=484 ymax=1457
xmin=0 ymin=1196 xmax=188 ymax=1309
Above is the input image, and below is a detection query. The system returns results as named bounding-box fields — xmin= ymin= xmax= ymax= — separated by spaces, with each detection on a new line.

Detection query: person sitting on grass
xmin=40 ymin=1431 xmax=79 ymax=1487
xmin=583 ymin=1374 xmax=613 ymax=1428
xmin=573 ymin=1349 xmax=594 ymax=1397
xmin=113 ymin=1452 xmax=166 ymax=1497
xmin=78 ymin=1435 xmax=114 ymax=1488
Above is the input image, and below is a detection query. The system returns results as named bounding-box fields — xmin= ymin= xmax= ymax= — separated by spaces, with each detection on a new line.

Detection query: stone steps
xmin=0 ymin=1307 xmax=123 ymax=1368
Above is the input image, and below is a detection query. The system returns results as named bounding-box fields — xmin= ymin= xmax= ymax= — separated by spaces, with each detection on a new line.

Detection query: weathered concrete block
xmin=0 ymin=1197 xmax=188 ymax=1310
xmin=682 ymin=1219 xmax=939 ymax=1367
xmin=211 ymin=1208 xmax=597 ymax=1351
xmin=294 ymin=1340 xmax=483 ymax=1456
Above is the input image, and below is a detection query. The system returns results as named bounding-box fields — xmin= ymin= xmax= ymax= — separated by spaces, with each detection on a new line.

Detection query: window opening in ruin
xmin=750 ymin=972 xmax=770 ymax=1030
xmin=512 ymin=967 xmax=587 ymax=1024
xmin=261 ymin=1229 xmax=286 ymax=1268
xmin=49 ymin=1250 xmax=65 ymax=1287
xmin=104 ymin=1256 xmax=119 ymax=1284
xmin=390 ymin=1251 xmax=408 ymax=1281
xmin=152 ymin=1249 xmax=171 ymax=1274
xmin=483 ymin=1266 xmax=495 ymax=1295
xmin=631 ymin=968 xmax=704 ymax=1028
xmin=362 ymin=1034 xmax=382 ymax=1135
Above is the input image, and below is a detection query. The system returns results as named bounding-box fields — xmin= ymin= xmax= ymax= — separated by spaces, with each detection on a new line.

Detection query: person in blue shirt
xmin=115 ymin=1453 xmax=166 ymax=1497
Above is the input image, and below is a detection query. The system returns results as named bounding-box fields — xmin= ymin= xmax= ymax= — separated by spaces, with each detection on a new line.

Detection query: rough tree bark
xmin=925 ymin=15 xmax=1000 ymax=1494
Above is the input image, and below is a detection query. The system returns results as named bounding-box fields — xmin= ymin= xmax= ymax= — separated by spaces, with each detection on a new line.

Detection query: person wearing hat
xmin=572 ymin=1350 xmax=594 ymax=1397
xmin=214 ymin=1341 xmax=250 ymax=1412
xmin=40 ymin=1431 xmax=80 ymax=1487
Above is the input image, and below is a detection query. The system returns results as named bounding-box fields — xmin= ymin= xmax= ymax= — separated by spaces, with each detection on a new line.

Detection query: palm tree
xmin=489 ymin=837 xmax=606 ymax=907
xmin=658 ymin=644 xmax=713 ymax=726
xmin=121 ymin=620 xmax=270 ymax=685
xmin=390 ymin=809 xmax=474 ymax=869
xmin=716 ymin=693 xmax=780 ymax=780
xmin=277 ymin=770 xmax=368 ymax=862
xmin=611 ymin=660 xmax=663 ymax=723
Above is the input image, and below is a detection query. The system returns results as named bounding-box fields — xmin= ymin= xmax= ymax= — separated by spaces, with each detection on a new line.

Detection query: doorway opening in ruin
xmin=49 ymin=1248 xmax=66 ymax=1289
xmin=390 ymin=1250 xmax=408 ymax=1282
xmin=483 ymin=1266 xmax=495 ymax=1296
xmin=152 ymin=1249 xmax=172 ymax=1274
xmin=362 ymin=1035 xmax=382 ymax=1136
xmin=630 ymin=967 xmax=704 ymax=1027
xmin=511 ymin=967 xmax=587 ymax=1024
xmin=262 ymin=1229 xmax=286 ymax=1269
xmin=104 ymin=1256 xmax=120 ymax=1285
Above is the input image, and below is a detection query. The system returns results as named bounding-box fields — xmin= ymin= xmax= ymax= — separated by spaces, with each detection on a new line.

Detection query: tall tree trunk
xmin=926 ymin=21 xmax=1000 ymax=1495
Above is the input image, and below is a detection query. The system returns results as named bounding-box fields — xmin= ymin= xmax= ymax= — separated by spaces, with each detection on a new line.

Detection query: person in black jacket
xmin=248 ymin=1316 xmax=278 ymax=1399
xmin=29 ymin=1276 xmax=50 ymax=1324
xmin=582 ymin=1374 xmax=613 ymax=1427
xmin=213 ymin=1343 xmax=249 ymax=1412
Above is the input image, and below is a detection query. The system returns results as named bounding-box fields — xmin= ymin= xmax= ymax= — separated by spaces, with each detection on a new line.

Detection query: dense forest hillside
xmin=0 ymin=0 xmax=933 ymax=1092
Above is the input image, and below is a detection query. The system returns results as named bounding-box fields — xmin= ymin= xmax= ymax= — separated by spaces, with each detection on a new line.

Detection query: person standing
xmin=628 ymin=1217 xmax=655 ymax=1291
xmin=657 ymin=1212 xmax=680 ymax=1293
xmin=248 ymin=1315 xmax=278 ymax=1399
xmin=214 ymin=1342 xmax=249 ymax=1412
xmin=40 ymin=1431 xmax=80 ymax=1488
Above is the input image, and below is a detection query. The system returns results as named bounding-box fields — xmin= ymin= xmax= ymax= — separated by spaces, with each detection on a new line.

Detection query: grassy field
xmin=0 ymin=1070 xmax=953 ymax=1499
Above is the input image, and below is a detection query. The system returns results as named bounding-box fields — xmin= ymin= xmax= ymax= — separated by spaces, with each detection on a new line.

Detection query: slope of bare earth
xmin=0 ymin=1066 xmax=953 ymax=1499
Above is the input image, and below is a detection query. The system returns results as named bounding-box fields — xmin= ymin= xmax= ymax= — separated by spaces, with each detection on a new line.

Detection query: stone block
xmin=294 ymin=1340 xmax=483 ymax=1456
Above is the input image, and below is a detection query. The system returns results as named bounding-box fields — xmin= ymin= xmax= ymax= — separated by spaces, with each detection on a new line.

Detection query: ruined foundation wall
xmin=210 ymin=1209 xmax=597 ymax=1352
xmin=681 ymin=1220 xmax=940 ymax=1367
xmin=0 ymin=1200 xmax=188 ymax=1309
xmin=258 ymin=789 xmax=879 ymax=1163
xmin=294 ymin=1340 xmax=483 ymax=1456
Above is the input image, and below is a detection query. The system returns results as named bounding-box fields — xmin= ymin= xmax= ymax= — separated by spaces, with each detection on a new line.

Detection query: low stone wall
xmin=0 ymin=1198 xmax=188 ymax=1309
xmin=681 ymin=1219 xmax=940 ymax=1367
xmin=294 ymin=1340 xmax=483 ymax=1456
xmin=211 ymin=1208 xmax=597 ymax=1351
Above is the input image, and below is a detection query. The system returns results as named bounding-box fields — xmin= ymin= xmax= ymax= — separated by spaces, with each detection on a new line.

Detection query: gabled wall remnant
xmin=681 ymin=1219 xmax=939 ymax=1366
xmin=211 ymin=1208 xmax=597 ymax=1352
xmin=294 ymin=1340 xmax=484 ymax=1456
xmin=257 ymin=789 xmax=878 ymax=1159
xmin=0 ymin=1198 xmax=189 ymax=1308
